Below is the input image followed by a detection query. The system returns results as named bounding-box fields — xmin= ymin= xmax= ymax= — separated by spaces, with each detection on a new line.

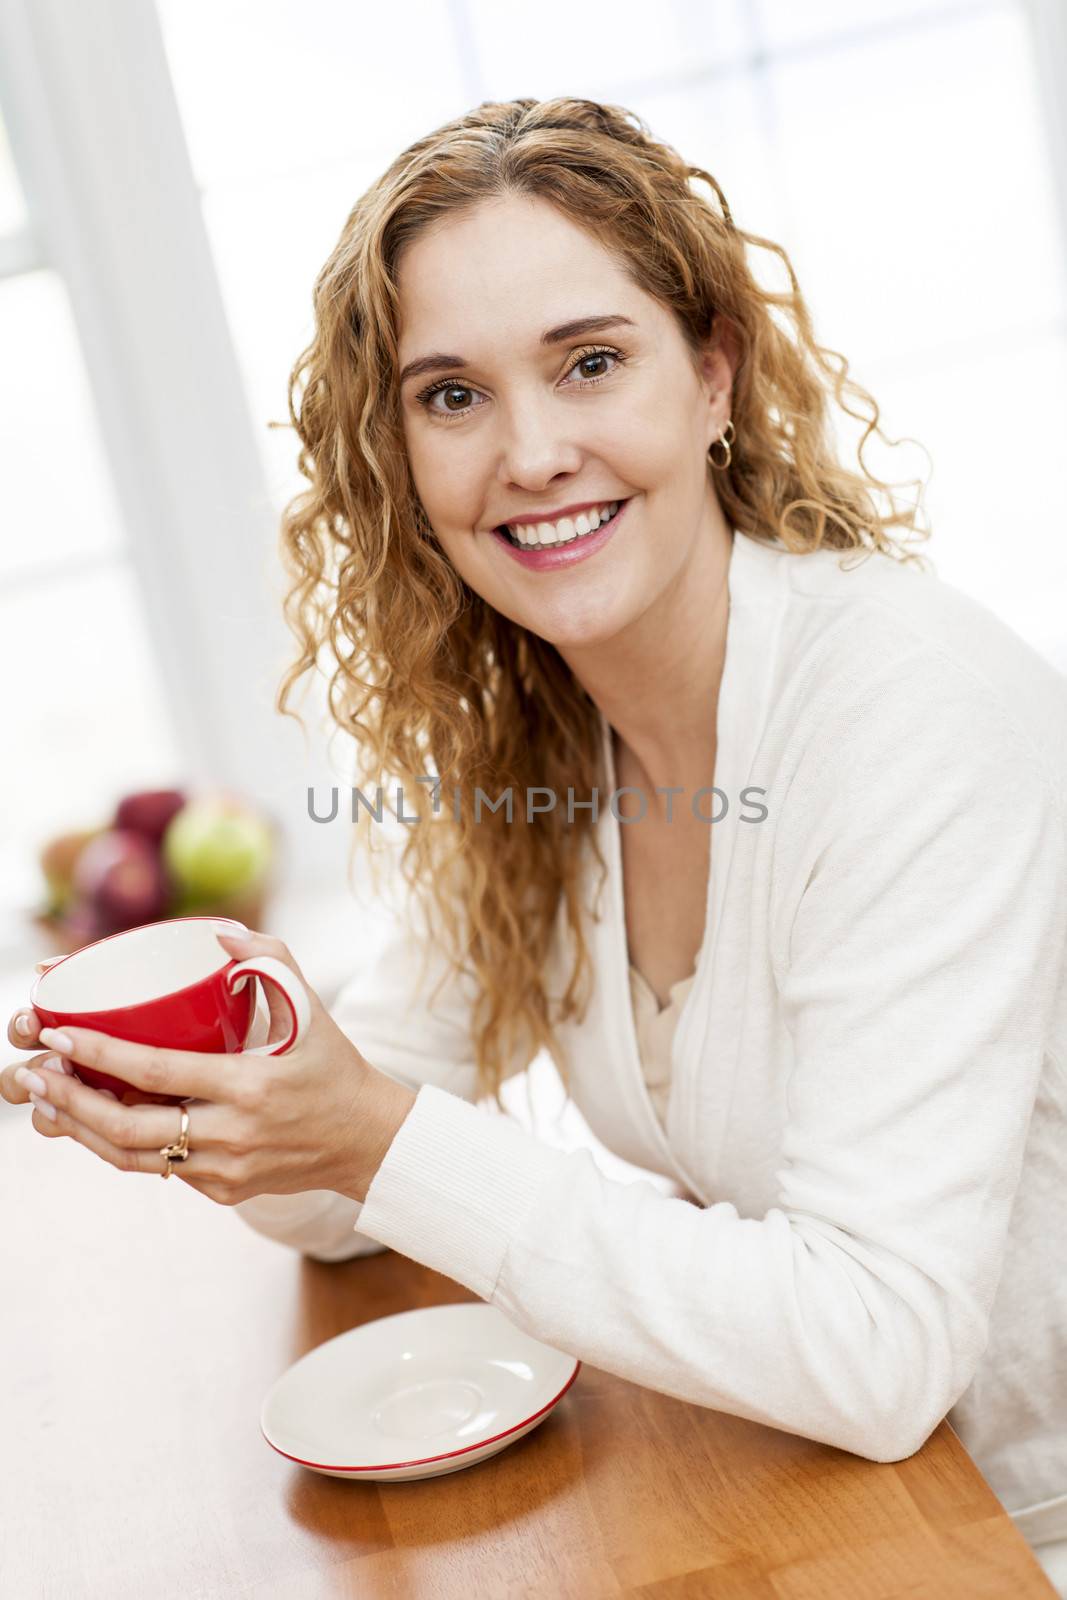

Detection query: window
xmin=0 ymin=116 xmax=181 ymax=953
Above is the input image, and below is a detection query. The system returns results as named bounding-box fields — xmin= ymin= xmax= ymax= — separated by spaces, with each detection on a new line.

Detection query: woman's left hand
xmin=17 ymin=928 xmax=417 ymax=1207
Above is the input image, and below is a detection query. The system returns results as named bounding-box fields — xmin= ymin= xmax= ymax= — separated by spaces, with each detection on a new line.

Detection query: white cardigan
xmin=236 ymin=530 xmax=1067 ymax=1546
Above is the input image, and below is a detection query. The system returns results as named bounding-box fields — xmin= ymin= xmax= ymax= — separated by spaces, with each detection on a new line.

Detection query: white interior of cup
xmin=34 ymin=918 xmax=246 ymax=1013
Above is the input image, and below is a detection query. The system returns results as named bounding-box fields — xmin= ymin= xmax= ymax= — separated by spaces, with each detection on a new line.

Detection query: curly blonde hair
xmin=272 ymin=96 xmax=932 ymax=1110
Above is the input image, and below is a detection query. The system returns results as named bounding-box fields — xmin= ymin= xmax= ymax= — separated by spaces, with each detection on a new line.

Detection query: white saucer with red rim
xmin=260 ymin=1302 xmax=581 ymax=1481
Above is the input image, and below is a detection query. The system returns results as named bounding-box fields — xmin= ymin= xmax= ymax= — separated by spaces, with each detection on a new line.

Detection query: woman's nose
xmin=496 ymin=397 xmax=584 ymax=487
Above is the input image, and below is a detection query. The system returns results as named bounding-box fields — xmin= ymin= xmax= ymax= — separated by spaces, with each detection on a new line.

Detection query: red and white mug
xmin=30 ymin=916 xmax=311 ymax=1106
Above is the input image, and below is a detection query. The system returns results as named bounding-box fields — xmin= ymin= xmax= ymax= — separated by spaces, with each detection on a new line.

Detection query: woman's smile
xmin=489 ymin=496 xmax=633 ymax=571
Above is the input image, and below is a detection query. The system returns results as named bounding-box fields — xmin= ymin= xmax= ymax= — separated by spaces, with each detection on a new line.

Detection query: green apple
xmin=161 ymin=797 xmax=274 ymax=902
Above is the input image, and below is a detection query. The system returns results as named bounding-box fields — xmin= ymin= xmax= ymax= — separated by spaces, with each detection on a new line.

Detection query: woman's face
xmin=395 ymin=193 xmax=734 ymax=651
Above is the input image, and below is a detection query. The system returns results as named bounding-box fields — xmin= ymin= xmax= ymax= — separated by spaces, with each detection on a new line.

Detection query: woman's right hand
xmin=1 ymin=956 xmax=111 ymax=1108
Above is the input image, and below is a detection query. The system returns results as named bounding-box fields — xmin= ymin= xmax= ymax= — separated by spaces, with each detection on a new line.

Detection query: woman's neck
xmin=563 ymin=518 xmax=733 ymax=805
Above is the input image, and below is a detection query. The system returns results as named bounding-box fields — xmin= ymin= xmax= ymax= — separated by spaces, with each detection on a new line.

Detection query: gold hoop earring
xmin=708 ymin=418 xmax=735 ymax=471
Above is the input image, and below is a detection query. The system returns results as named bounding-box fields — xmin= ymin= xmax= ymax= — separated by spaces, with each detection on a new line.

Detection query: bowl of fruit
xmin=32 ymin=788 xmax=279 ymax=956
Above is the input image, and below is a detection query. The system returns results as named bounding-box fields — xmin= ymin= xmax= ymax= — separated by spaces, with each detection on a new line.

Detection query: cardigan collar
xmin=589 ymin=529 xmax=790 ymax=1190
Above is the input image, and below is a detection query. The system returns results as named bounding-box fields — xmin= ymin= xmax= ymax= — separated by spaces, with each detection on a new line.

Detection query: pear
xmin=38 ymin=827 xmax=107 ymax=917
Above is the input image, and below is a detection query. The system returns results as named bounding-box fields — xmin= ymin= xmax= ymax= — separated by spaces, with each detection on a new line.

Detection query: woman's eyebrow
xmin=398 ymin=314 xmax=638 ymax=387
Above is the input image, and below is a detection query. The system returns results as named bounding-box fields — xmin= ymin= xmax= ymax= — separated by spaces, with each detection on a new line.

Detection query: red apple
xmin=113 ymin=788 xmax=187 ymax=845
xmin=73 ymin=828 xmax=172 ymax=932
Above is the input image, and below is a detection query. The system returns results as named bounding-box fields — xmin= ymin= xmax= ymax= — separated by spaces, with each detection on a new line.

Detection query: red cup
xmin=29 ymin=916 xmax=311 ymax=1106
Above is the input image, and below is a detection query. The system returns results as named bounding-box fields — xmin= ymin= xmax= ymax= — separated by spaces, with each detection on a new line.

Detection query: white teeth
xmin=507 ymin=501 xmax=619 ymax=547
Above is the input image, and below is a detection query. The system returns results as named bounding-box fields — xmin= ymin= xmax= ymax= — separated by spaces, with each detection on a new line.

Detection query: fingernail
xmin=38 ymin=1028 xmax=74 ymax=1054
xmin=29 ymin=1092 xmax=57 ymax=1121
xmin=15 ymin=1066 xmax=47 ymax=1095
xmin=14 ymin=1012 xmax=34 ymax=1038
xmin=40 ymin=1054 xmax=70 ymax=1075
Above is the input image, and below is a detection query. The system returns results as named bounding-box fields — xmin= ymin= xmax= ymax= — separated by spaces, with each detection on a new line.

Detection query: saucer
xmin=260 ymin=1302 xmax=581 ymax=1481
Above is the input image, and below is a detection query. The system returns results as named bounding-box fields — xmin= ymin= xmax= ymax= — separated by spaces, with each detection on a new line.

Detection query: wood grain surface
xmin=1 ymin=1113 xmax=1056 ymax=1599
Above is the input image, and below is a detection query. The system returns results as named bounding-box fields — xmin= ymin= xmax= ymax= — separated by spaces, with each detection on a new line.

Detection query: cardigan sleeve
xmin=233 ymin=845 xmax=496 ymax=1263
xmin=351 ymin=656 xmax=1067 ymax=1462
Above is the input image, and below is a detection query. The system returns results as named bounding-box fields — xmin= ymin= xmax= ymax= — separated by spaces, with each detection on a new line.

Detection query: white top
xmin=628 ymin=964 xmax=696 ymax=1129
xmin=235 ymin=529 xmax=1067 ymax=1549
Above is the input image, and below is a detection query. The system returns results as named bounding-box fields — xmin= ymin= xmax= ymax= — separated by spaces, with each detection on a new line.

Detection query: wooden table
xmin=1 ymin=1112 xmax=1056 ymax=1600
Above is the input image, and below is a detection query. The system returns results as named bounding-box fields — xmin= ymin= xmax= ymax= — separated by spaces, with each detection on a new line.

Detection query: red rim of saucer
xmin=29 ymin=916 xmax=252 ymax=1016
xmin=260 ymin=1359 xmax=581 ymax=1473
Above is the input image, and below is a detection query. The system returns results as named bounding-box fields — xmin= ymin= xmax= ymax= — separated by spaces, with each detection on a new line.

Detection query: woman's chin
xmin=517 ymin=591 xmax=638 ymax=653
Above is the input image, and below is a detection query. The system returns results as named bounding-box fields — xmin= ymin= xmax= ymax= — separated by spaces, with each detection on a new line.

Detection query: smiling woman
xmin=242 ymin=96 xmax=1067 ymax=1589
xmin=273 ymin=97 xmax=931 ymax=1113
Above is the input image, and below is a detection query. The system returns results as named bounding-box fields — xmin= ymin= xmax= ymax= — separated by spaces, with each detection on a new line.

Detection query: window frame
xmin=0 ymin=0 xmax=349 ymax=901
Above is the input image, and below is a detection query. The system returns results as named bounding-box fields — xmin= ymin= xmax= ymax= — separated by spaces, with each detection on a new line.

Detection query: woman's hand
xmin=1 ymin=929 xmax=417 ymax=1207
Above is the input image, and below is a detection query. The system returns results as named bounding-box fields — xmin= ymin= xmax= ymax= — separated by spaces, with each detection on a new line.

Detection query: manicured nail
xmin=14 ymin=1013 xmax=34 ymax=1038
xmin=29 ymin=1092 xmax=57 ymax=1121
xmin=39 ymin=1028 xmax=74 ymax=1054
xmin=39 ymin=1055 xmax=70 ymax=1075
xmin=15 ymin=1066 xmax=46 ymax=1095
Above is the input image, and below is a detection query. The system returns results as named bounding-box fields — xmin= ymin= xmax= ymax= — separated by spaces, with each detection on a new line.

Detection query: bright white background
xmin=1 ymin=0 xmax=1065 ymax=1163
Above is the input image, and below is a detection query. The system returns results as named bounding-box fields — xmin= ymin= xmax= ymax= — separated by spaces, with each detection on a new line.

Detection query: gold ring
xmin=159 ymin=1105 xmax=190 ymax=1180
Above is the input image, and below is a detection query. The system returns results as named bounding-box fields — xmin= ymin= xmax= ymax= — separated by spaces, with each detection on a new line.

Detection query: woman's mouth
xmin=490 ymin=498 xmax=631 ymax=570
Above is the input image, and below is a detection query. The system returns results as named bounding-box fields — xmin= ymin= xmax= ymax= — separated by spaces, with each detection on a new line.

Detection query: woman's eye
xmin=429 ymin=385 xmax=479 ymax=416
xmin=571 ymin=351 xmax=614 ymax=381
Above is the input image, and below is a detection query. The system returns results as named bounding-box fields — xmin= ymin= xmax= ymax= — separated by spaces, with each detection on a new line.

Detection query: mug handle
xmin=225 ymin=956 xmax=311 ymax=1056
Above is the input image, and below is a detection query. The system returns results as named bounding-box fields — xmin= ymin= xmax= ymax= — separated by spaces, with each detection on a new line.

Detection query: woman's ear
xmin=695 ymin=313 xmax=740 ymax=443
xmin=696 ymin=313 xmax=740 ymax=393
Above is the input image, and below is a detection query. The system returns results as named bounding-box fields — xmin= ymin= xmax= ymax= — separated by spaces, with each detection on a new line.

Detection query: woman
xmin=6 ymin=98 xmax=1066 ymax=1591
